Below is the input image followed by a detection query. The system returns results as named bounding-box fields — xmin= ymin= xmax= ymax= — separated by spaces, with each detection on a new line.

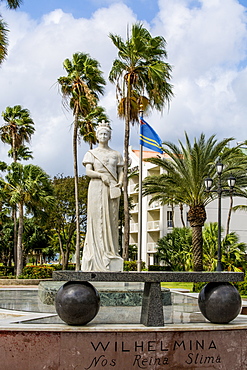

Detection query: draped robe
xmin=81 ymin=148 xmax=123 ymax=271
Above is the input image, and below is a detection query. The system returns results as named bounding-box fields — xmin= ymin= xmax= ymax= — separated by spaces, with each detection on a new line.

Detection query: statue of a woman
xmin=81 ymin=122 xmax=124 ymax=271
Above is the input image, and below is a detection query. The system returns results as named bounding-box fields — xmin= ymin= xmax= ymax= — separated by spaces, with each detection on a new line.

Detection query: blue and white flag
xmin=140 ymin=118 xmax=163 ymax=153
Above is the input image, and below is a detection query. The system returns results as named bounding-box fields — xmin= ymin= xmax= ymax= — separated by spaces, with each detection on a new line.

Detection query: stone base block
xmin=108 ymin=256 xmax=124 ymax=272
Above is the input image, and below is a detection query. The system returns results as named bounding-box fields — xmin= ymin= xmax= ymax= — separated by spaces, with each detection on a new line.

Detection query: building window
xmin=167 ymin=211 xmax=173 ymax=228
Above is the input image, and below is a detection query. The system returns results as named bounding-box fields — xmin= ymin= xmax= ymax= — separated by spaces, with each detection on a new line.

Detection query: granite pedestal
xmin=0 ymin=287 xmax=247 ymax=368
xmin=52 ymin=271 xmax=244 ymax=327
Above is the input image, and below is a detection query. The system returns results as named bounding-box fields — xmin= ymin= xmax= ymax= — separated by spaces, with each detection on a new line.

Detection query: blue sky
xmin=17 ymin=0 xmax=160 ymax=23
xmin=1 ymin=0 xmax=247 ymax=177
xmin=17 ymin=0 xmax=247 ymax=21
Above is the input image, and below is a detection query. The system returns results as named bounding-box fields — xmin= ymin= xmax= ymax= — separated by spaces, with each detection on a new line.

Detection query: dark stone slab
xmin=53 ymin=271 xmax=244 ymax=282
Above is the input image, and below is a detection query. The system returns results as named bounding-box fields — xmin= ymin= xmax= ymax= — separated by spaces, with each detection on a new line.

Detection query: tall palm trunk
xmin=73 ymin=113 xmax=81 ymax=271
xmin=188 ymin=205 xmax=206 ymax=271
xmin=13 ymin=208 xmax=17 ymax=270
xmin=122 ymin=80 xmax=132 ymax=260
xmin=12 ymin=131 xmax=18 ymax=271
xmin=122 ymin=114 xmax=130 ymax=260
xmin=16 ymin=202 xmax=24 ymax=277
xmin=191 ymin=226 xmax=203 ymax=271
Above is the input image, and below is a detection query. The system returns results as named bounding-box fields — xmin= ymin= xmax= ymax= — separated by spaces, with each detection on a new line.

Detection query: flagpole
xmin=137 ymin=116 xmax=163 ymax=271
xmin=137 ymin=107 xmax=144 ymax=272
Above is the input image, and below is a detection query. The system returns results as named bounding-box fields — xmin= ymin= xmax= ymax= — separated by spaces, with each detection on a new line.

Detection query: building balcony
xmin=129 ymin=183 xmax=138 ymax=194
xmin=147 ymin=201 xmax=160 ymax=210
xmin=130 ymin=204 xmax=138 ymax=213
xmin=147 ymin=220 xmax=160 ymax=231
xmin=147 ymin=242 xmax=158 ymax=252
xmin=130 ymin=223 xmax=138 ymax=233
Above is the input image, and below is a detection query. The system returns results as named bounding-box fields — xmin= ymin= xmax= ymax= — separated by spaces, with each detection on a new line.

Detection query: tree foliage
xmin=0 ymin=1 xmax=22 ymax=65
xmin=47 ymin=175 xmax=89 ymax=269
xmin=1 ymin=163 xmax=54 ymax=276
xmin=1 ymin=105 xmax=35 ymax=162
xmin=156 ymin=223 xmax=246 ymax=272
xmin=156 ymin=227 xmax=192 ymax=271
xmin=78 ymin=105 xmax=109 ymax=149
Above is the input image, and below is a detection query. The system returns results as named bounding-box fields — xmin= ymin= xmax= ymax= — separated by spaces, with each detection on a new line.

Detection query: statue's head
xmin=96 ymin=121 xmax=112 ymax=140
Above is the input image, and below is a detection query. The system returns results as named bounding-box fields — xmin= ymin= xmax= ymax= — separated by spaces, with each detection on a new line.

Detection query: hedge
xmin=18 ymin=264 xmax=75 ymax=279
xmin=124 ymin=261 xmax=146 ymax=271
xmin=16 ymin=261 xmax=147 ymax=278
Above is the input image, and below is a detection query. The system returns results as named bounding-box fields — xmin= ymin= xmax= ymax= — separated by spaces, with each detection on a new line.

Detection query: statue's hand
xmin=101 ymin=174 xmax=110 ymax=186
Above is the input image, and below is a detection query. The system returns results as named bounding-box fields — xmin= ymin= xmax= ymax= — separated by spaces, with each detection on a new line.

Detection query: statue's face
xmin=97 ymin=128 xmax=111 ymax=143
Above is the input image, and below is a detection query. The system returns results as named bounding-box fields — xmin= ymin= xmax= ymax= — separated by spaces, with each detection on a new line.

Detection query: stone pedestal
xmin=108 ymin=256 xmax=124 ymax=272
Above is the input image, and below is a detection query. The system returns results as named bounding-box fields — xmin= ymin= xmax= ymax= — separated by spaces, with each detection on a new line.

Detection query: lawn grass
xmin=161 ymin=282 xmax=247 ymax=299
xmin=161 ymin=282 xmax=193 ymax=291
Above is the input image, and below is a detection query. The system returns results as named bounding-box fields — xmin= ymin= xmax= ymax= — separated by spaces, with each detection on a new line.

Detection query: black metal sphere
xmin=55 ymin=281 xmax=100 ymax=325
xmin=198 ymin=282 xmax=241 ymax=324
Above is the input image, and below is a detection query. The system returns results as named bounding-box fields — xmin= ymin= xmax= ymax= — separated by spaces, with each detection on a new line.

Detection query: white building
xmin=128 ymin=147 xmax=247 ymax=267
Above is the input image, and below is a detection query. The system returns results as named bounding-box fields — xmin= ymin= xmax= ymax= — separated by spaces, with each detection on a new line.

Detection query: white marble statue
xmin=81 ymin=121 xmax=124 ymax=271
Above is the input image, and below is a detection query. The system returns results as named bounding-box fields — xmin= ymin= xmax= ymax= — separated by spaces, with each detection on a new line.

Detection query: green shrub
xmin=233 ymin=280 xmax=247 ymax=296
xmin=67 ymin=264 xmax=76 ymax=270
xmin=0 ymin=266 xmax=15 ymax=276
xmin=47 ymin=264 xmax=75 ymax=271
xmin=19 ymin=265 xmax=55 ymax=279
xmin=49 ymin=264 xmax=63 ymax=271
xmin=18 ymin=263 xmax=76 ymax=279
xmin=124 ymin=261 xmax=146 ymax=271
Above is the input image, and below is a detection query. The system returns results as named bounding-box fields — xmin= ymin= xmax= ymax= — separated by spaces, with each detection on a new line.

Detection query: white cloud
xmin=0 ymin=3 xmax=136 ymax=176
xmin=1 ymin=0 xmax=247 ymax=177
xmin=150 ymin=0 xmax=247 ymax=143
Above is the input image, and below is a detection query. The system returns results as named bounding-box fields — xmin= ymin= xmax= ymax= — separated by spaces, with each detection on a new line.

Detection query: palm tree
xmin=1 ymin=162 xmax=54 ymax=276
xmin=143 ymin=133 xmax=247 ymax=271
xmin=156 ymin=227 xmax=193 ymax=271
xmin=203 ymin=223 xmax=247 ymax=272
xmin=0 ymin=18 xmax=8 ymax=64
xmin=222 ymin=231 xmax=247 ymax=271
xmin=0 ymin=1 xmax=22 ymax=65
xmin=1 ymin=0 xmax=22 ymax=7
xmin=222 ymin=144 xmax=247 ymax=235
xmin=0 ymin=105 xmax=35 ymax=270
xmin=1 ymin=105 xmax=35 ymax=162
xmin=109 ymin=22 xmax=173 ymax=259
xmin=58 ymin=52 xmax=105 ymax=270
xmin=7 ymin=145 xmax=33 ymax=161
xmin=78 ymin=106 xmax=109 ymax=149
xmin=202 ymin=222 xmax=219 ymax=271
